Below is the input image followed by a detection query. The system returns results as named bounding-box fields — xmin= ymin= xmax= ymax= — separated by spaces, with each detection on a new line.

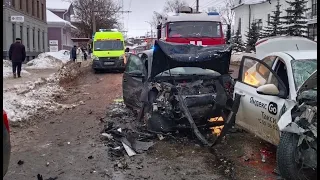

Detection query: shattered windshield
xmin=94 ymin=40 xmax=124 ymax=51
xmin=156 ymin=67 xmax=220 ymax=77
xmin=291 ymin=59 xmax=317 ymax=90
xmin=168 ymin=21 xmax=222 ymax=38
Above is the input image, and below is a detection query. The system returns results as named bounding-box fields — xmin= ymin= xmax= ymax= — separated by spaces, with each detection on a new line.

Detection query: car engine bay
xmin=142 ymin=75 xmax=233 ymax=146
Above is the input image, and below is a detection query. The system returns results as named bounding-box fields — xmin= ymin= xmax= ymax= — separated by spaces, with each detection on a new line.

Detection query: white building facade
xmin=232 ymin=0 xmax=317 ymax=43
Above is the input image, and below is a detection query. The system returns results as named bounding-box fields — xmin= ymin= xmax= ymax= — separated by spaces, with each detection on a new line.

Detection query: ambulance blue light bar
xmin=207 ymin=12 xmax=219 ymax=16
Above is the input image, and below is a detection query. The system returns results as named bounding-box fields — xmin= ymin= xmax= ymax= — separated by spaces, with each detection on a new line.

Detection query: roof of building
xmin=46 ymin=0 xmax=71 ymax=11
xmin=232 ymin=0 xmax=268 ymax=10
xmin=47 ymin=9 xmax=76 ymax=29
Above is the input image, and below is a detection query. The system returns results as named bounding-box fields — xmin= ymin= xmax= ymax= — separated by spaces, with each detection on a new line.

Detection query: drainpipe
xmin=61 ymin=21 xmax=69 ymax=50
xmin=248 ymin=5 xmax=251 ymax=27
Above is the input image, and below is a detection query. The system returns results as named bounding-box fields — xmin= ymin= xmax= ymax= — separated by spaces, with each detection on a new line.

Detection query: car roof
xmin=282 ymin=50 xmax=317 ymax=60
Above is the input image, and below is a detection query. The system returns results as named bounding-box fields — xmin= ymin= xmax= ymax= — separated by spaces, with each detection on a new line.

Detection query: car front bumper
xmin=92 ymin=58 xmax=125 ymax=70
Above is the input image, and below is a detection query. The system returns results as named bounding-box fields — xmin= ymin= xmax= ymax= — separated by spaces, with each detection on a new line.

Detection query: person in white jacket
xmin=76 ymin=47 xmax=84 ymax=67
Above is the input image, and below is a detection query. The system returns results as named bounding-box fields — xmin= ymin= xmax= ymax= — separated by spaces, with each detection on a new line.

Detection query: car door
xmin=234 ymin=56 xmax=288 ymax=145
xmin=122 ymin=54 xmax=146 ymax=109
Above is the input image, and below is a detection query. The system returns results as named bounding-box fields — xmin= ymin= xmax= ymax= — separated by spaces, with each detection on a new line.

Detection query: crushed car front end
xmin=277 ymin=70 xmax=317 ymax=180
xmin=140 ymin=40 xmax=234 ymax=146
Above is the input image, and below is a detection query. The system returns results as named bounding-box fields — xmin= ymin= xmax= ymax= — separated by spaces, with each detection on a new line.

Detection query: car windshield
xmin=168 ymin=21 xmax=221 ymax=38
xmin=94 ymin=40 xmax=124 ymax=51
xmin=156 ymin=67 xmax=220 ymax=77
xmin=291 ymin=59 xmax=317 ymax=90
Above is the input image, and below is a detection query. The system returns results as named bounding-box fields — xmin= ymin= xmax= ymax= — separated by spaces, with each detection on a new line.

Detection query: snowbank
xmin=230 ymin=52 xmax=256 ymax=65
xmin=3 ymin=60 xmax=31 ymax=78
xmin=25 ymin=50 xmax=70 ymax=69
xmin=3 ymin=62 xmax=82 ymax=122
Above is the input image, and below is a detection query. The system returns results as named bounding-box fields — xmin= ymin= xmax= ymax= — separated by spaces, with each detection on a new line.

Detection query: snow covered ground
xmin=3 ymin=50 xmax=79 ymax=123
xmin=3 ymin=50 xmax=70 ymax=78
xmin=230 ymin=51 xmax=256 ymax=65
xmin=3 ymin=60 xmax=31 ymax=78
xmin=25 ymin=50 xmax=70 ymax=69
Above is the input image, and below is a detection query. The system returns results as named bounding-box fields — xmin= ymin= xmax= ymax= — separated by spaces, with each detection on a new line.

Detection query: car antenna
xmin=296 ymin=44 xmax=299 ymax=50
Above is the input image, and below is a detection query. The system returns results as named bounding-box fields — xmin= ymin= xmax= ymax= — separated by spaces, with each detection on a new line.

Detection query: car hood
xmin=297 ymin=70 xmax=317 ymax=94
xmin=148 ymin=40 xmax=232 ymax=80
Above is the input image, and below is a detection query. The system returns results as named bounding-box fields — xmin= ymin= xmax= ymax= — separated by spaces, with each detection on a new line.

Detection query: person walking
xmin=70 ymin=45 xmax=77 ymax=62
xmin=81 ymin=47 xmax=87 ymax=61
xmin=9 ymin=38 xmax=26 ymax=78
xmin=76 ymin=46 xmax=84 ymax=67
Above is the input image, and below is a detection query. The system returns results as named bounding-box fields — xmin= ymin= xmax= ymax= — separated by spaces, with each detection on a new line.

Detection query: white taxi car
xmin=233 ymin=36 xmax=317 ymax=180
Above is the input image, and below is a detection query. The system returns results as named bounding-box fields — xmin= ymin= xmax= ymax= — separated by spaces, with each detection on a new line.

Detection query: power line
xmin=200 ymin=0 xmax=225 ymax=11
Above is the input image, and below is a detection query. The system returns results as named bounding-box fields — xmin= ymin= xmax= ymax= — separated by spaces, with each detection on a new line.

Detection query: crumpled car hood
xmin=148 ymin=40 xmax=232 ymax=80
xmin=297 ymin=70 xmax=317 ymax=94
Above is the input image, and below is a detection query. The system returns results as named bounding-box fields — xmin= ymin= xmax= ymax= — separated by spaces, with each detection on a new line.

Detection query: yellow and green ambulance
xmin=92 ymin=29 xmax=126 ymax=72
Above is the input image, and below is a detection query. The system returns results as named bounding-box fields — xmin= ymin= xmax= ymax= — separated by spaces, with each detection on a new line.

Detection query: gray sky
xmin=120 ymin=0 xmax=226 ymax=37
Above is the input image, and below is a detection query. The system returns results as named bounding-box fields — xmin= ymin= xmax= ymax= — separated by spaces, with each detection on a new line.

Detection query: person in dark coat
xmin=9 ymin=38 xmax=26 ymax=78
xmin=70 ymin=45 xmax=77 ymax=62
xmin=81 ymin=47 xmax=87 ymax=61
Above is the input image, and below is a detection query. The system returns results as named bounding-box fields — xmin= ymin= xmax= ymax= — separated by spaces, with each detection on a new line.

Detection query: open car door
xmin=234 ymin=56 xmax=288 ymax=145
xmin=122 ymin=54 xmax=147 ymax=109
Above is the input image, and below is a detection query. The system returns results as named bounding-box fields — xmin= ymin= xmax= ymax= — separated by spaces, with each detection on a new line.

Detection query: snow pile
xmin=25 ymin=50 xmax=70 ymax=69
xmin=3 ymin=60 xmax=31 ymax=78
xmin=230 ymin=52 xmax=256 ymax=65
xmin=3 ymin=62 xmax=82 ymax=122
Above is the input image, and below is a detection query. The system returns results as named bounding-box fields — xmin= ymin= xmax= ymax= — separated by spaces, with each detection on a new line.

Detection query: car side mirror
xmin=256 ymin=84 xmax=280 ymax=96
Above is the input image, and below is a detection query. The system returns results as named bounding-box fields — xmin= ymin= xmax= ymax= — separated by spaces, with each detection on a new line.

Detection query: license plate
xmin=104 ymin=62 xmax=114 ymax=65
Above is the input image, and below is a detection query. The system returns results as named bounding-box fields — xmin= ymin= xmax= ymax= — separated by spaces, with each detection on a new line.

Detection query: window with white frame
xmin=255 ymin=19 xmax=263 ymax=31
xmin=311 ymin=0 xmax=317 ymax=16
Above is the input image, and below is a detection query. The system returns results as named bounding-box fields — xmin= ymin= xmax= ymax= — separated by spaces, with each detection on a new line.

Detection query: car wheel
xmin=94 ymin=69 xmax=100 ymax=74
xmin=277 ymin=132 xmax=315 ymax=180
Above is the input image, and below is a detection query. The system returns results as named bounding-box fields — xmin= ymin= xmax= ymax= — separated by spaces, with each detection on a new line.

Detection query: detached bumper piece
xmin=92 ymin=57 xmax=125 ymax=70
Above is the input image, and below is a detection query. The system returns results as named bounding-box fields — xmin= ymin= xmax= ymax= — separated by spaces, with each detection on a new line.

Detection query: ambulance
xmin=92 ymin=29 xmax=126 ymax=72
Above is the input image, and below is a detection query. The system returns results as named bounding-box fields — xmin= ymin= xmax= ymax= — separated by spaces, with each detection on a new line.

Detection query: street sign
xmin=49 ymin=40 xmax=58 ymax=45
xmin=49 ymin=46 xmax=58 ymax=52
xmin=11 ymin=16 xmax=24 ymax=22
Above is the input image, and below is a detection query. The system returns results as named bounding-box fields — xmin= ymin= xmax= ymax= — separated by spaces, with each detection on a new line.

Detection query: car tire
xmin=94 ymin=69 xmax=100 ymax=74
xmin=276 ymin=132 xmax=311 ymax=180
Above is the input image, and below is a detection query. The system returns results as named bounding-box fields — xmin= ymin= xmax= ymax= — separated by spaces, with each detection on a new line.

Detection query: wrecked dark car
xmin=122 ymin=40 xmax=234 ymax=146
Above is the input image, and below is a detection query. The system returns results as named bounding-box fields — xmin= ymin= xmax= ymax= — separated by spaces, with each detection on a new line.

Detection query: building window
xmin=267 ymin=14 xmax=270 ymax=25
xmin=255 ymin=19 xmax=263 ymax=31
xmin=19 ymin=0 xmax=22 ymax=9
xmin=42 ymin=31 xmax=45 ymax=51
xmin=32 ymin=0 xmax=35 ymax=16
xmin=38 ymin=29 xmax=40 ymax=50
xmin=27 ymin=27 xmax=30 ymax=49
xmin=37 ymin=0 xmax=40 ymax=18
xmin=311 ymin=0 xmax=317 ymax=16
xmin=308 ymin=24 xmax=317 ymax=41
xmin=12 ymin=23 xmax=16 ymax=43
xmin=41 ymin=3 xmax=44 ymax=20
xmin=238 ymin=18 xmax=242 ymax=33
xmin=287 ymin=7 xmax=292 ymax=16
xmin=32 ymin=28 xmax=35 ymax=49
xmin=12 ymin=0 xmax=15 ymax=7
xmin=26 ymin=0 xmax=29 ymax=13
xmin=20 ymin=25 xmax=23 ymax=41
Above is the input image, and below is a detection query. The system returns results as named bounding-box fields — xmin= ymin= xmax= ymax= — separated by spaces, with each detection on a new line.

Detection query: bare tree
xmin=163 ymin=0 xmax=188 ymax=13
xmin=150 ymin=0 xmax=188 ymax=28
xmin=207 ymin=0 xmax=235 ymax=25
xmin=70 ymin=0 xmax=121 ymax=38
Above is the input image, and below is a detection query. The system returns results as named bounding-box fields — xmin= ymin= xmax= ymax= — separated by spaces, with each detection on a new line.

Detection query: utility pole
xmin=196 ymin=0 xmax=199 ymax=12
xmin=92 ymin=0 xmax=96 ymax=34
xmin=145 ymin=21 xmax=153 ymax=38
